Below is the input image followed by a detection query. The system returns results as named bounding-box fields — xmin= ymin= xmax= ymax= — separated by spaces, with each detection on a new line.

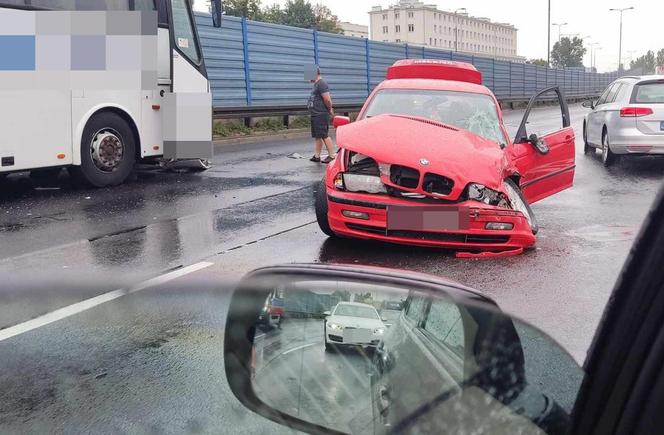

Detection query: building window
xmin=396 ymin=39 xmax=401 ymax=43
xmin=429 ymin=37 xmax=432 ymax=45
xmin=434 ymin=24 xmax=437 ymax=32
xmin=382 ymin=26 xmax=388 ymax=33
xmin=382 ymin=14 xmax=387 ymax=20
xmin=395 ymin=25 xmax=400 ymax=32
xmin=395 ymin=13 xmax=400 ymax=19
xmin=408 ymin=24 xmax=415 ymax=32
xmin=435 ymin=38 xmax=438 ymax=46
xmin=408 ymin=12 xmax=414 ymax=18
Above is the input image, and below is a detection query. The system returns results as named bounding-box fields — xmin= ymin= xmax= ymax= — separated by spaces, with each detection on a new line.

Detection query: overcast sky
xmin=196 ymin=0 xmax=663 ymax=72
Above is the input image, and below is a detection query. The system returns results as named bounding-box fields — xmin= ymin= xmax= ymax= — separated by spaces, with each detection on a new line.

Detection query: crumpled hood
xmin=337 ymin=114 xmax=508 ymax=198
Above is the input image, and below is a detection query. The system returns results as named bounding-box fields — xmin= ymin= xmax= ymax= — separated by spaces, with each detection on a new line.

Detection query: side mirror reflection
xmin=333 ymin=116 xmax=351 ymax=128
xmin=224 ymin=266 xmax=583 ymax=435
xmin=581 ymin=99 xmax=595 ymax=110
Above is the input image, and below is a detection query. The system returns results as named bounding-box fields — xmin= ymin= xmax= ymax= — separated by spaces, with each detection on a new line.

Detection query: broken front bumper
xmin=326 ymin=190 xmax=536 ymax=251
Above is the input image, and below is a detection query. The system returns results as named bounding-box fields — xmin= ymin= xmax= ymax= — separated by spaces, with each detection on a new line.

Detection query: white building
xmin=339 ymin=22 xmax=369 ymax=38
xmin=369 ymin=0 xmax=523 ymax=62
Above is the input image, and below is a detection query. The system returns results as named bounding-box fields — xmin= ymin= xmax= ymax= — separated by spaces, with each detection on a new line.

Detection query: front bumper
xmin=326 ymin=190 xmax=536 ymax=251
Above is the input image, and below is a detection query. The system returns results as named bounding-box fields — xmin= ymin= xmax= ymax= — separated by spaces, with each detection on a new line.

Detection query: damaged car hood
xmin=337 ymin=114 xmax=508 ymax=199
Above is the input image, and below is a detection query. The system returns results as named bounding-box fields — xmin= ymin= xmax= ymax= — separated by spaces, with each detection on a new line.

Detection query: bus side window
xmin=156 ymin=0 xmax=168 ymax=25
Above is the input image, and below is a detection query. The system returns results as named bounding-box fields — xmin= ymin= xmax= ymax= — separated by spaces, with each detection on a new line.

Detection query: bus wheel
xmin=72 ymin=112 xmax=136 ymax=187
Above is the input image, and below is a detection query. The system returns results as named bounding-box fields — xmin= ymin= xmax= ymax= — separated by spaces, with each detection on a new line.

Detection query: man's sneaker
xmin=309 ymin=155 xmax=321 ymax=163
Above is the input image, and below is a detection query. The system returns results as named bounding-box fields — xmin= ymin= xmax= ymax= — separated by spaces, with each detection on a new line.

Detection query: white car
xmin=324 ymin=302 xmax=386 ymax=352
xmin=583 ymin=75 xmax=664 ymax=166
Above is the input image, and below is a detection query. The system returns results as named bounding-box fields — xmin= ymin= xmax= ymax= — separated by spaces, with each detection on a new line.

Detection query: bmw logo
xmin=420 ymin=158 xmax=430 ymax=166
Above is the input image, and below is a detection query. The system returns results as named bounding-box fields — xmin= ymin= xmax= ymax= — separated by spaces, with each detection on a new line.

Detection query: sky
xmin=195 ymin=0 xmax=664 ymax=72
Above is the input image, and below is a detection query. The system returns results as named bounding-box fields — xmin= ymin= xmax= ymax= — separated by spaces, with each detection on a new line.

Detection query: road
xmin=1 ymin=103 xmax=664 ymax=433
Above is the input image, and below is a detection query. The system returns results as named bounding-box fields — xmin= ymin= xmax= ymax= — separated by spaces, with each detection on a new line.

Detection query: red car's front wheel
xmin=314 ymin=181 xmax=336 ymax=237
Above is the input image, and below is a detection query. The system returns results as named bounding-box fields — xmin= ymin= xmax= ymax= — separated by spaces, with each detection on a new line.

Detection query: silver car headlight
xmin=467 ymin=183 xmax=510 ymax=208
xmin=374 ymin=327 xmax=385 ymax=335
xmin=327 ymin=322 xmax=344 ymax=331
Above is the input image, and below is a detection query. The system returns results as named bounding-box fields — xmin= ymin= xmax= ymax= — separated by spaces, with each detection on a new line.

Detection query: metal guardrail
xmin=195 ymin=13 xmax=618 ymax=118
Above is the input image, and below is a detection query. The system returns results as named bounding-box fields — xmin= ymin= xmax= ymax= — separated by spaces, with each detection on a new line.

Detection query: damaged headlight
xmin=467 ymin=183 xmax=510 ymax=208
xmin=343 ymin=174 xmax=387 ymax=194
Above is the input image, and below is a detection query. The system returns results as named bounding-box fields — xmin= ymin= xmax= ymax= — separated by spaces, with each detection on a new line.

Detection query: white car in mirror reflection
xmin=324 ymin=302 xmax=386 ymax=352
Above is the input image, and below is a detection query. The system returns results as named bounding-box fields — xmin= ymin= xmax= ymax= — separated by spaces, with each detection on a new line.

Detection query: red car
xmin=315 ymin=60 xmax=576 ymax=254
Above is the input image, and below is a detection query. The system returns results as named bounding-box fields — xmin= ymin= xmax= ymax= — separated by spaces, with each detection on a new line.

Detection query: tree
xmin=630 ymin=51 xmax=656 ymax=75
xmin=550 ymin=37 xmax=587 ymax=69
xmin=331 ymin=290 xmax=350 ymax=302
xmin=657 ymin=48 xmax=664 ymax=67
xmin=224 ymin=0 xmax=263 ymax=20
xmin=262 ymin=0 xmax=341 ymax=33
xmin=527 ymin=59 xmax=549 ymax=67
xmin=312 ymin=3 xmax=341 ymax=33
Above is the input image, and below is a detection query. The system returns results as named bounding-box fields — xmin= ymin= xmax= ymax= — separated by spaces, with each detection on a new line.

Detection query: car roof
xmin=376 ymin=78 xmax=494 ymax=96
xmin=617 ymin=75 xmax=664 ymax=83
xmin=336 ymin=301 xmax=375 ymax=308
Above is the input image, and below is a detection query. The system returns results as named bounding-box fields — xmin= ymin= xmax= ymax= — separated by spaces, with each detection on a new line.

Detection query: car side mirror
xmin=224 ymin=264 xmax=581 ymax=435
xmin=211 ymin=0 xmax=223 ymax=28
xmin=333 ymin=116 xmax=351 ymax=128
xmin=529 ymin=133 xmax=549 ymax=154
xmin=323 ymin=310 xmax=331 ymax=316
xmin=581 ymin=99 xmax=595 ymax=110
xmin=381 ymin=317 xmax=387 ymax=322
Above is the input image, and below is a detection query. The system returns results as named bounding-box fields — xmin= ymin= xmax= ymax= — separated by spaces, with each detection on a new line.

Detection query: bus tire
xmin=72 ymin=112 xmax=136 ymax=187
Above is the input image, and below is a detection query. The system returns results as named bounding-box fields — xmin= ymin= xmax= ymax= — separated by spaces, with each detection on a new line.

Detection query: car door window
xmin=596 ymin=83 xmax=616 ymax=106
xmin=606 ymin=83 xmax=623 ymax=104
xmin=422 ymin=298 xmax=464 ymax=357
xmin=406 ymin=294 xmax=428 ymax=325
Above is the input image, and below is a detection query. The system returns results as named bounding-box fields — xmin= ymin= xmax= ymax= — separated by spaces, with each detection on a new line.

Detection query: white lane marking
xmin=282 ymin=342 xmax=317 ymax=355
xmin=0 ymin=262 xmax=214 ymax=343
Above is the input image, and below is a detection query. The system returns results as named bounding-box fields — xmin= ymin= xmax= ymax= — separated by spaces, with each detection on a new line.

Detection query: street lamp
xmin=609 ymin=6 xmax=634 ymax=72
xmin=552 ymin=22 xmax=568 ymax=41
xmin=588 ymin=42 xmax=600 ymax=71
xmin=593 ymin=47 xmax=603 ymax=71
xmin=454 ymin=7 xmax=466 ymax=52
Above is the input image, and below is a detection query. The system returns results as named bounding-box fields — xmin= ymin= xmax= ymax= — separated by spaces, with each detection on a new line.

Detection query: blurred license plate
xmin=660 ymin=121 xmax=664 ymax=131
xmin=387 ymin=206 xmax=470 ymax=231
xmin=344 ymin=329 xmax=371 ymax=343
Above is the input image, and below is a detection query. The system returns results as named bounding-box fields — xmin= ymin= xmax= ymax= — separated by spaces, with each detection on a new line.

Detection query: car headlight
xmin=467 ymin=183 xmax=510 ymax=208
xmin=374 ymin=327 xmax=385 ymax=335
xmin=343 ymin=174 xmax=387 ymax=194
xmin=327 ymin=322 xmax=344 ymax=331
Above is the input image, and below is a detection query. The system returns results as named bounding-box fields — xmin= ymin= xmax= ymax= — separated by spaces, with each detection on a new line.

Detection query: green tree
xmin=657 ymin=48 xmax=664 ymax=67
xmin=331 ymin=290 xmax=351 ymax=302
xmin=224 ymin=0 xmax=263 ymax=20
xmin=262 ymin=0 xmax=341 ymax=33
xmin=527 ymin=58 xmax=549 ymax=67
xmin=630 ymin=51 xmax=656 ymax=74
xmin=550 ymin=37 xmax=587 ymax=69
xmin=312 ymin=3 xmax=341 ymax=33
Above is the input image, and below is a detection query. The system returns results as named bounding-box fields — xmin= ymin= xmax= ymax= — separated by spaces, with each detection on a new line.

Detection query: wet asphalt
xmin=1 ymin=104 xmax=664 ymax=433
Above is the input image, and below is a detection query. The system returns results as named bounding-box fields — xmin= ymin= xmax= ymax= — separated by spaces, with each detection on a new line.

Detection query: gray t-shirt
xmin=308 ymin=79 xmax=330 ymax=116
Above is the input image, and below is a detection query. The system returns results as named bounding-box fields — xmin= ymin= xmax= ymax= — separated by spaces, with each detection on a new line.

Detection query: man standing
xmin=308 ymin=66 xmax=336 ymax=163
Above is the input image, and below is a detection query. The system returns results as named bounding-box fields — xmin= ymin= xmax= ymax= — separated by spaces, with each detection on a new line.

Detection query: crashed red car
xmin=315 ymin=60 xmax=576 ymax=254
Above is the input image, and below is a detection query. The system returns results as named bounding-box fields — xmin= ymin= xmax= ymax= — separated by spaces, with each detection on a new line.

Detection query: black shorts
xmin=311 ymin=114 xmax=330 ymax=139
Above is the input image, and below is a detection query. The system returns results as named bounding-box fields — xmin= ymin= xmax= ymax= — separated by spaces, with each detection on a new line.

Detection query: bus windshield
xmin=171 ymin=0 xmax=201 ymax=65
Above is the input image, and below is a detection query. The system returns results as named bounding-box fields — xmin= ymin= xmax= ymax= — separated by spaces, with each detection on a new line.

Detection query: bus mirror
xmin=212 ymin=0 xmax=223 ymax=28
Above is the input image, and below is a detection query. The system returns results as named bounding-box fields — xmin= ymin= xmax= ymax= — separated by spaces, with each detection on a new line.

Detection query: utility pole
xmin=589 ymin=42 xmax=600 ymax=71
xmin=609 ymin=7 xmax=634 ymax=72
xmin=547 ymin=0 xmax=551 ymax=67
xmin=454 ymin=8 xmax=466 ymax=52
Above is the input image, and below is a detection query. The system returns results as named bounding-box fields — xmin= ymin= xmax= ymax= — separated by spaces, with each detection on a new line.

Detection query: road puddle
xmin=565 ymin=224 xmax=637 ymax=243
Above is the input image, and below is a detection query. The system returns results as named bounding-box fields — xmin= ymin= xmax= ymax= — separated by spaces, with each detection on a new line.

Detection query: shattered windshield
xmin=363 ymin=89 xmax=506 ymax=145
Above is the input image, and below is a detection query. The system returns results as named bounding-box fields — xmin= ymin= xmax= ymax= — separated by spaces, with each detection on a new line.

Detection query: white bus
xmin=0 ymin=0 xmax=222 ymax=187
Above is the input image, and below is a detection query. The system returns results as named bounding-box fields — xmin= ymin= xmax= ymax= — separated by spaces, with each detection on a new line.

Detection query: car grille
xmin=389 ymin=165 xmax=420 ymax=189
xmin=346 ymin=223 xmax=509 ymax=244
xmin=422 ymin=173 xmax=454 ymax=196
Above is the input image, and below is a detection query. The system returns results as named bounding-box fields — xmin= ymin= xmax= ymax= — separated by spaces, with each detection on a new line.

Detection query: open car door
xmin=508 ymin=87 xmax=576 ymax=204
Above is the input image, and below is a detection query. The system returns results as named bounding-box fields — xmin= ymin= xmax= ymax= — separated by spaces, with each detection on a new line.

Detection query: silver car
xmin=583 ymin=75 xmax=664 ymax=166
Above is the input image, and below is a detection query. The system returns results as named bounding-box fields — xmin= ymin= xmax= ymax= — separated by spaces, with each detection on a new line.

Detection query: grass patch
xmin=213 ymin=116 xmax=313 ymax=138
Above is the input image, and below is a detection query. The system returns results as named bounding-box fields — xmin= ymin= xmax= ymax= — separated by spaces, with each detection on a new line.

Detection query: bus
xmin=0 ymin=0 xmax=222 ymax=187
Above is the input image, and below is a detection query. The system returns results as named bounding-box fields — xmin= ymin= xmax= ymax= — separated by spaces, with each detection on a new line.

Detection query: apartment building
xmin=339 ymin=22 xmax=369 ymax=38
xmin=369 ymin=0 xmax=521 ymax=61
